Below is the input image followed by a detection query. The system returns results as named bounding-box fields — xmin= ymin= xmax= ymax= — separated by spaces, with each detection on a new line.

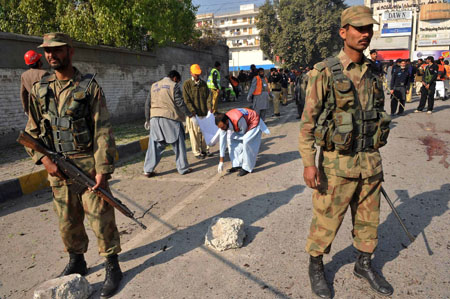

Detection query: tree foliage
xmin=256 ymin=0 xmax=347 ymax=68
xmin=256 ymin=0 xmax=281 ymax=62
xmin=0 ymin=0 xmax=198 ymax=50
xmin=188 ymin=24 xmax=226 ymax=49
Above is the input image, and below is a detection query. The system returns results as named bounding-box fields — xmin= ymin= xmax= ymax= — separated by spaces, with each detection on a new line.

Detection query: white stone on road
xmin=205 ymin=217 xmax=246 ymax=251
xmin=33 ymin=274 xmax=91 ymax=299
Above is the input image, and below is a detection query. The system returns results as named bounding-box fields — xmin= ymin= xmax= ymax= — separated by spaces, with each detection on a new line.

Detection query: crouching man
xmin=215 ymin=108 xmax=269 ymax=176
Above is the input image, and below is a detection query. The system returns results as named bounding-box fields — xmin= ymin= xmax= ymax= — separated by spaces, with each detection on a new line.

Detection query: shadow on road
xmin=323 ymin=183 xmax=450 ymax=295
xmin=256 ymin=151 xmax=300 ymax=174
xmin=97 ymin=185 xmax=306 ymax=298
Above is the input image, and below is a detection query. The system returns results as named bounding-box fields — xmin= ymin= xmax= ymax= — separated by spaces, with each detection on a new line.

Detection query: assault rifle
xmin=17 ymin=131 xmax=147 ymax=230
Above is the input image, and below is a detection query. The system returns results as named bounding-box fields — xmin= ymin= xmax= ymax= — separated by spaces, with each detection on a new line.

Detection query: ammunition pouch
xmin=314 ymin=109 xmax=334 ymax=151
xmin=332 ymin=111 xmax=353 ymax=151
xmin=372 ymin=111 xmax=391 ymax=150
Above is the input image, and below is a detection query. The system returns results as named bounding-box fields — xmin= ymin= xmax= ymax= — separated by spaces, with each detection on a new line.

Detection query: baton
xmin=381 ymin=187 xmax=415 ymax=242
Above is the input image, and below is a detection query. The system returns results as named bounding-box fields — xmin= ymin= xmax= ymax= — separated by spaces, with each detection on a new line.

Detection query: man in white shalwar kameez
xmin=215 ymin=108 xmax=269 ymax=176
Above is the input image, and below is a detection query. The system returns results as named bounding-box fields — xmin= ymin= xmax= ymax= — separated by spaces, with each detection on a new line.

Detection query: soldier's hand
xmin=303 ymin=166 xmax=320 ymax=189
xmin=41 ymin=156 xmax=65 ymax=180
xmin=90 ymin=173 xmax=107 ymax=191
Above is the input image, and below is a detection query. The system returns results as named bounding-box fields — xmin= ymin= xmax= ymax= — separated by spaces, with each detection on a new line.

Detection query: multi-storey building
xmin=365 ymin=0 xmax=450 ymax=60
xmin=196 ymin=4 xmax=275 ymax=72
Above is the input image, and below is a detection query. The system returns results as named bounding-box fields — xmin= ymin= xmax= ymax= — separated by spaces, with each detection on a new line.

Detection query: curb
xmin=0 ymin=137 xmax=150 ymax=203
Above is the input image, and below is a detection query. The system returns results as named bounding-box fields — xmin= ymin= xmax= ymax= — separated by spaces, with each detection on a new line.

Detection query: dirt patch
xmin=419 ymin=136 xmax=449 ymax=168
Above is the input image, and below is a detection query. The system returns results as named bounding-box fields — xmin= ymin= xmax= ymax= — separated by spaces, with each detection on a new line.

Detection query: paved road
xmin=0 ymin=98 xmax=449 ymax=299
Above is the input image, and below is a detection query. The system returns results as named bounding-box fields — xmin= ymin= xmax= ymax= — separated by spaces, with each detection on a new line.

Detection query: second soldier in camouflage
xmin=298 ymin=6 xmax=393 ymax=298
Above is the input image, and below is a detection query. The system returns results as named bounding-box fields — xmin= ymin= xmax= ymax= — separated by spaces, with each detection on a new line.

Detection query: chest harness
xmin=314 ymin=57 xmax=391 ymax=153
xmin=37 ymin=73 xmax=95 ymax=154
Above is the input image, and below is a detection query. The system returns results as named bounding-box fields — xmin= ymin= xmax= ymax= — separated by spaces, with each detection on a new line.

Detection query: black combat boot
xmin=354 ymin=251 xmax=393 ymax=296
xmin=100 ymin=254 xmax=123 ymax=298
xmin=308 ymin=255 xmax=331 ymax=299
xmin=59 ymin=253 xmax=88 ymax=277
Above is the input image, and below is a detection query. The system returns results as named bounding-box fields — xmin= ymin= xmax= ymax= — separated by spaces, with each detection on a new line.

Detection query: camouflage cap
xmin=341 ymin=5 xmax=378 ymax=28
xmin=38 ymin=32 xmax=73 ymax=48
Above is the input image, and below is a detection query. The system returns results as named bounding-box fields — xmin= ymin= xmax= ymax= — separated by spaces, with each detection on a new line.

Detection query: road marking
xmin=121 ymin=172 xmax=222 ymax=251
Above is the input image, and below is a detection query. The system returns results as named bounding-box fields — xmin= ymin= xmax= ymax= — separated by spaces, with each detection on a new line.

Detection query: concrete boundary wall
xmin=0 ymin=32 xmax=229 ymax=146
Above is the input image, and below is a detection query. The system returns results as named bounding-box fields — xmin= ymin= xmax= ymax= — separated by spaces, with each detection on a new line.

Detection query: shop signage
xmin=381 ymin=22 xmax=412 ymax=37
xmin=413 ymin=50 xmax=450 ymax=61
xmin=382 ymin=11 xmax=413 ymax=21
xmin=420 ymin=3 xmax=450 ymax=21
xmin=418 ymin=19 xmax=450 ymax=46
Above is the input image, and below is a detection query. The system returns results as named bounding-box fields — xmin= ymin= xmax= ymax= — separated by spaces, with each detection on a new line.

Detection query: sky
xmin=193 ymin=0 xmax=365 ymax=15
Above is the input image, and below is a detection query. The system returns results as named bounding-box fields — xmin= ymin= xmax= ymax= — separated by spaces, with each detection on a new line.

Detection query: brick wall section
xmin=0 ymin=32 xmax=229 ymax=146
xmin=1 ymin=68 xmax=27 ymax=139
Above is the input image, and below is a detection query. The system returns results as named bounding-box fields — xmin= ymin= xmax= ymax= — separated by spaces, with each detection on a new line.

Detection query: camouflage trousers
xmin=306 ymin=172 xmax=382 ymax=257
xmin=52 ymin=184 xmax=121 ymax=257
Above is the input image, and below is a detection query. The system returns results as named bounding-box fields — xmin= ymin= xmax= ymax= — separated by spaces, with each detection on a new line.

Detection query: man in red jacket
xmin=215 ymin=108 xmax=269 ymax=176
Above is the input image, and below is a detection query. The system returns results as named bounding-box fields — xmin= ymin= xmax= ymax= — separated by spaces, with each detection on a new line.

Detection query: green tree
xmin=257 ymin=0 xmax=346 ymax=68
xmin=256 ymin=0 xmax=281 ymax=62
xmin=0 ymin=0 xmax=198 ymax=50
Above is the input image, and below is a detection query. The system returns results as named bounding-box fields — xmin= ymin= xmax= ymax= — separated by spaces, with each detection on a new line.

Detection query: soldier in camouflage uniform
xmin=298 ymin=7 xmax=393 ymax=298
xmin=25 ymin=33 xmax=122 ymax=298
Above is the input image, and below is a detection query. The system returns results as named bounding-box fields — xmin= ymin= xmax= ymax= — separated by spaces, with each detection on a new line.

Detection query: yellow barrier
xmin=18 ymin=169 xmax=49 ymax=195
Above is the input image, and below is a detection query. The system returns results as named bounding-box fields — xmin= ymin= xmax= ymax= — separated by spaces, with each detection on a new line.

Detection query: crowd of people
xmin=216 ymin=64 xmax=311 ymax=121
xmin=369 ymin=49 xmax=449 ymax=115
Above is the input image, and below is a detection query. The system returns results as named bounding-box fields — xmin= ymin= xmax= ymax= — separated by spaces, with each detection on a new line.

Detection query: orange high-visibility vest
xmin=445 ymin=65 xmax=450 ymax=79
xmin=226 ymin=108 xmax=260 ymax=133
xmin=438 ymin=62 xmax=446 ymax=80
xmin=253 ymin=76 xmax=269 ymax=96
xmin=229 ymin=76 xmax=239 ymax=87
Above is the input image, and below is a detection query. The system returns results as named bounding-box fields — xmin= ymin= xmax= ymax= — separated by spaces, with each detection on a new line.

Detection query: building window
xmin=243 ymin=28 xmax=247 ymax=33
xmin=249 ymin=27 xmax=253 ymax=34
xmin=243 ymin=17 xmax=247 ymax=23
xmin=232 ymin=18 xmax=237 ymax=24
xmin=221 ymin=20 xmax=224 ymax=25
